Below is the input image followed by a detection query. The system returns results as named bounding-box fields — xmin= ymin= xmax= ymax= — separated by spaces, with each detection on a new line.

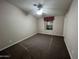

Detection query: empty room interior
xmin=0 ymin=0 xmax=78 ymax=59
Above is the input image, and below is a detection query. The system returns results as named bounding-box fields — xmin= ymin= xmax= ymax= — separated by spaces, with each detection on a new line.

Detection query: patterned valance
xmin=44 ymin=16 xmax=54 ymax=22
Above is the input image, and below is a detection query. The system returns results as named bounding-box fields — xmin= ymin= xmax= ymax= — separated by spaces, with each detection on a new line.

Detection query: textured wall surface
xmin=0 ymin=1 xmax=37 ymax=51
xmin=64 ymin=0 xmax=78 ymax=59
xmin=37 ymin=16 xmax=64 ymax=36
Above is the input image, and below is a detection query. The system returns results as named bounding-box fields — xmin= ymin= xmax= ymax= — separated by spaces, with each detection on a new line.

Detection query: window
xmin=44 ymin=16 xmax=54 ymax=30
xmin=46 ymin=21 xmax=53 ymax=30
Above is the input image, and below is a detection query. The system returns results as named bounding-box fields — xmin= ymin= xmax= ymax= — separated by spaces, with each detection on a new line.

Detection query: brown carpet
xmin=0 ymin=33 xmax=70 ymax=59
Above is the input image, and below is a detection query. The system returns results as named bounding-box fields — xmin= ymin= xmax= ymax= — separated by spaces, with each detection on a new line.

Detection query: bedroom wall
xmin=63 ymin=0 xmax=78 ymax=59
xmin=37 ymin=16 xmax=64 ymax=36
xmin=0 ymin=0 xmax=37 ymax=51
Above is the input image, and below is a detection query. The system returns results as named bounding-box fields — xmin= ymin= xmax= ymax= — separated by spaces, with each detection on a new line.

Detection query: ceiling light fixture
xmin=33 ymin=3 xmax=43 ymax=15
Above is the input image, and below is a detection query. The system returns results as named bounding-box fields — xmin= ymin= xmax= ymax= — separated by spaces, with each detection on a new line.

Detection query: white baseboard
xmin=0 ymin=33 xmax=37 ymax=51
xmin=64 ymin=38 xmax=73 ymax=59
xmin=38 ymin=33 xmax=64 ymax=37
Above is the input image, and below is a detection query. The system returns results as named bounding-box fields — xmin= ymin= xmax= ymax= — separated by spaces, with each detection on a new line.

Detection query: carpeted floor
xmin=0 ymin=33 xmax=70 ymax=59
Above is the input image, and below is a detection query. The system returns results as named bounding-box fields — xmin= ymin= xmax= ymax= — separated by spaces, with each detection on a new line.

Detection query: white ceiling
xmin=6 ymin=0 xmax=72 ymax=17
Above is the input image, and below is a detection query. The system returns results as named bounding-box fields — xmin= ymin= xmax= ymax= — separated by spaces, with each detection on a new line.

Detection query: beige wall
xmin=0 ymin=1 xmax=37 ymax=51
xmin=37 ymin=16 xmax=64 ymax=36
xmin=0 ymin=1 xmax=78 ymax=59
xmin=63 ymin=0 xmax=78 ymax=59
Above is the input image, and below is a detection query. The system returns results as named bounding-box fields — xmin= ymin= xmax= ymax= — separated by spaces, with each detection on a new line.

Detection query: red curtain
xmin=44 ymin=16 xmax=54 ymax=22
